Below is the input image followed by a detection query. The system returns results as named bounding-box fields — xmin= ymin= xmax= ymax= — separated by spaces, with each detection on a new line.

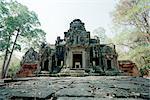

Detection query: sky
xmin=17 ymin=0 xmax=118 ymax=44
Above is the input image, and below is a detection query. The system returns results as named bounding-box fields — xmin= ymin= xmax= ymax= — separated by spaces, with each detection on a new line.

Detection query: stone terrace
xmin=0 ymin=76 xmax=149 ymax=100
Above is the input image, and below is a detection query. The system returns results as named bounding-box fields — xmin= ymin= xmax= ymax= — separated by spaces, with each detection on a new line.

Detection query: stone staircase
xmin=38 ymin=71 xmax=50 ymax=77
xmin=59 ymin=67 xmax=88 ymax=76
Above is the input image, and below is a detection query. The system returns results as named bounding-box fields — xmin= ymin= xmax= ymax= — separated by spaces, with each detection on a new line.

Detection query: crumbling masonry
xmin=17 ymin=19 xmax=120 ymax=77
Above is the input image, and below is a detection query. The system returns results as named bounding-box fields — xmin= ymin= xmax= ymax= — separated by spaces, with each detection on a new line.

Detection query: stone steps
xmin=58 ymin=69 xmax=89 ymax=76
xmin=38 ymin=71 xmax=50 ymax=77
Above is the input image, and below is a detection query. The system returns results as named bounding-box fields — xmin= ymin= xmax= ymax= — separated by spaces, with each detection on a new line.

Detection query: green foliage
xmin=0 ymin=56 xmax=20 ymax=78
xmin=7 ymin=59 xmax=20 ymax=78
xmin=113 ymin=0 xmax=150 ymax=29
xmin=93 ymin=27 xmax=108 ymax=44
xmin=112 ymin=0 xmax=150 ymax=71
xmin=18 ymin=28 xmax=46 ymax=51
xmin=0 ymin=0 xmax=46 ymax=78
xmin=0 ymin=0 xmax=46 ymax=52
xmin=140 ymin=65 xmax=150 ymax=76
xmin=126 ymin=45 xmax=149 ymax=70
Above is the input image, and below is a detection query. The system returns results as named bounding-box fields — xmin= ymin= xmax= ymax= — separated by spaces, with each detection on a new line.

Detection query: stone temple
xmin=17 ymin=19 xmax=120 ymax=77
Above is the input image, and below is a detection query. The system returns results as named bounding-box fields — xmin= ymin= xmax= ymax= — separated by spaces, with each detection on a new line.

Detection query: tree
xmin=0 ymin=0 xmax=46 ymax=78
xmin=113 ymin=0 xmax=150 ymax=44
xmin=93 ymin=27 xmax=108 ymax=44
xmin=112 ymin=0 xmax=150 ymax=70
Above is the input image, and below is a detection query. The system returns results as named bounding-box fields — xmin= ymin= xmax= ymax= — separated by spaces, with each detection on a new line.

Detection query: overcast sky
xmin=17 ymin=0 xmax=118 ymax=44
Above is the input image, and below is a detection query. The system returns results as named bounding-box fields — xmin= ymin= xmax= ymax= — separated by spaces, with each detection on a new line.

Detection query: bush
xmin=140 ymin=66 xmax=150 ymax=76
xmin=7 ymin=60 xmax=20 ymax=78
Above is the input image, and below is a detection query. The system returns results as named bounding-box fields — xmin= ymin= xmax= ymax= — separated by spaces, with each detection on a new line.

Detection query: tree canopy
xmin=93 ymin=27 xmax=109 ymax=44
xmin=0 ymin=0 xmax=46 ymax=78
xmin=112 ymin=0 xmax=150 ymax=73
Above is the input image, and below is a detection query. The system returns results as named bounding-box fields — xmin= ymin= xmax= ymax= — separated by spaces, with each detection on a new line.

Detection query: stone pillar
xmin=42 ymin=60 xmax=44 ymax=70
xmin=48 ymin=56 xmax=52 ymax=72
xmin=93 ymin=61 xmax=96 ymax=66
xmin=61 ymin=61 xmax=63 ymax=67
xmin=99 ymin=46 xmax=102 ymax=66
xmin=103 ymin=55 xmax=107 ymax=71
xmin=66 ymin=50 xmax=72 ymax=68
xmin=55 ymin=58 xmax=58 ymax=66
xmin=66 ymin=50 xmax=71 ymax=68
xmin=82 ymin=51 xmax=86 ymax=69
xmin=70 ymin=51 xmax=73 ymax=68
xmin=86 ymin=48 xmax=90 ymax=69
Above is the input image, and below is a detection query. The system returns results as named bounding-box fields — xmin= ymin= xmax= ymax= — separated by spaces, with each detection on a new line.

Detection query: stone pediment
xmin=65 ymin=19 xmax=90 ymax=46
xmin=21 ymin=48 xmax=39 ymax=64
xmin=69 ymin=19 xmax=86 ymax=32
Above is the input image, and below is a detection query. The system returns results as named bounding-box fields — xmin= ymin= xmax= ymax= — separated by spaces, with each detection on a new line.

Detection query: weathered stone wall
xmin=17 ymin=19 xmax=122 ymax=77
xmin=17 ymin=48 xmax=40 ymax=77
xmin=118 ymin=60 xmax=140 ymax=76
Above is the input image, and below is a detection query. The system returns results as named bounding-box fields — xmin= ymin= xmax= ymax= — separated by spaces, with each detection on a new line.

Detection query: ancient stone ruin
xmin=118 ymin=60 xmax=140 ymax=76
xmin=16 ymin=48 xmax=40 ymax=77
xmin=17 ymin=19 xmax=121 ymax=77
xmin=2 ymin=19 xmax=148 ymax=100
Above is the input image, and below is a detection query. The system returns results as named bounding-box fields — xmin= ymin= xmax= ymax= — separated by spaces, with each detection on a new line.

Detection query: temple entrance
xmin=107 ymin=60 xmax=111 ymax=70
xmin=42 ymin=60 xmax=49 ymax=71
xmin=73 ymin=54 xmax=82 ymax=69
xmin=92 ymin=58 xmax=99 ymax=66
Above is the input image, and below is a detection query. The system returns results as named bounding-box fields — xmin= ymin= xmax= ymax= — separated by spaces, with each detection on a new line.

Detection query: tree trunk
xmin=3 ymin=29 xmax=20 ymax=78
xmin=1 ymin=49 xmax=9 ymax=78
xmin=1 ymin=34 xmax=11 ymax=79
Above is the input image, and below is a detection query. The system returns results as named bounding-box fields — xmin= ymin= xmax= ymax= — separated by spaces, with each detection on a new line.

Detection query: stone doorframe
xmin=71 ymin=51 xmax=86 ymax=69
xmin=72 ymin=53 xmax=82 ymax=69
xmin=65 ymin=47 xmax=87 ymax=70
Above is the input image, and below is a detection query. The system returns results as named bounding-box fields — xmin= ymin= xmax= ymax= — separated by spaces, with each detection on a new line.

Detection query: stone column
xmin=86 ymin=48 xmax=90 ymax=69
xmin=99 ymin=46 xmax=102 ymax=66
xmin=48 ymin=56 xmax=52 ymax=72
xmin=82 ymin=51 xmax=86 ymax=69
xmin=103 ymin=55 xmax=107 ymax=71
xmin=66 ymin=50 xmax=72 ymax=68
xmin=61 ymin=61 xmax=63 ymax=67
xmin=70 ymin=51 xmax=73 ymax=68
xmin=93 ymin=61 xmax=96 ymax=66
xmin=42 ymin=60 xmax=44 ymax=70
xmin=66 ymin=50 xmax=70 ymax=68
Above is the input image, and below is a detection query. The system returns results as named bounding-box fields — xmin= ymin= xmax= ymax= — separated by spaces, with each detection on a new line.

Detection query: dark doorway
xmin=43 ymin=60 xmax=49 ymax=71
xmin=107 ymin=60 xmax=111 ymax=70
xmin=92 ymin=58 xmax=99 ymax=66
xmin=57 ymin=59 xmax=62 ymax=66
xmin=73 ymin=54 xmax=82 ymax=68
